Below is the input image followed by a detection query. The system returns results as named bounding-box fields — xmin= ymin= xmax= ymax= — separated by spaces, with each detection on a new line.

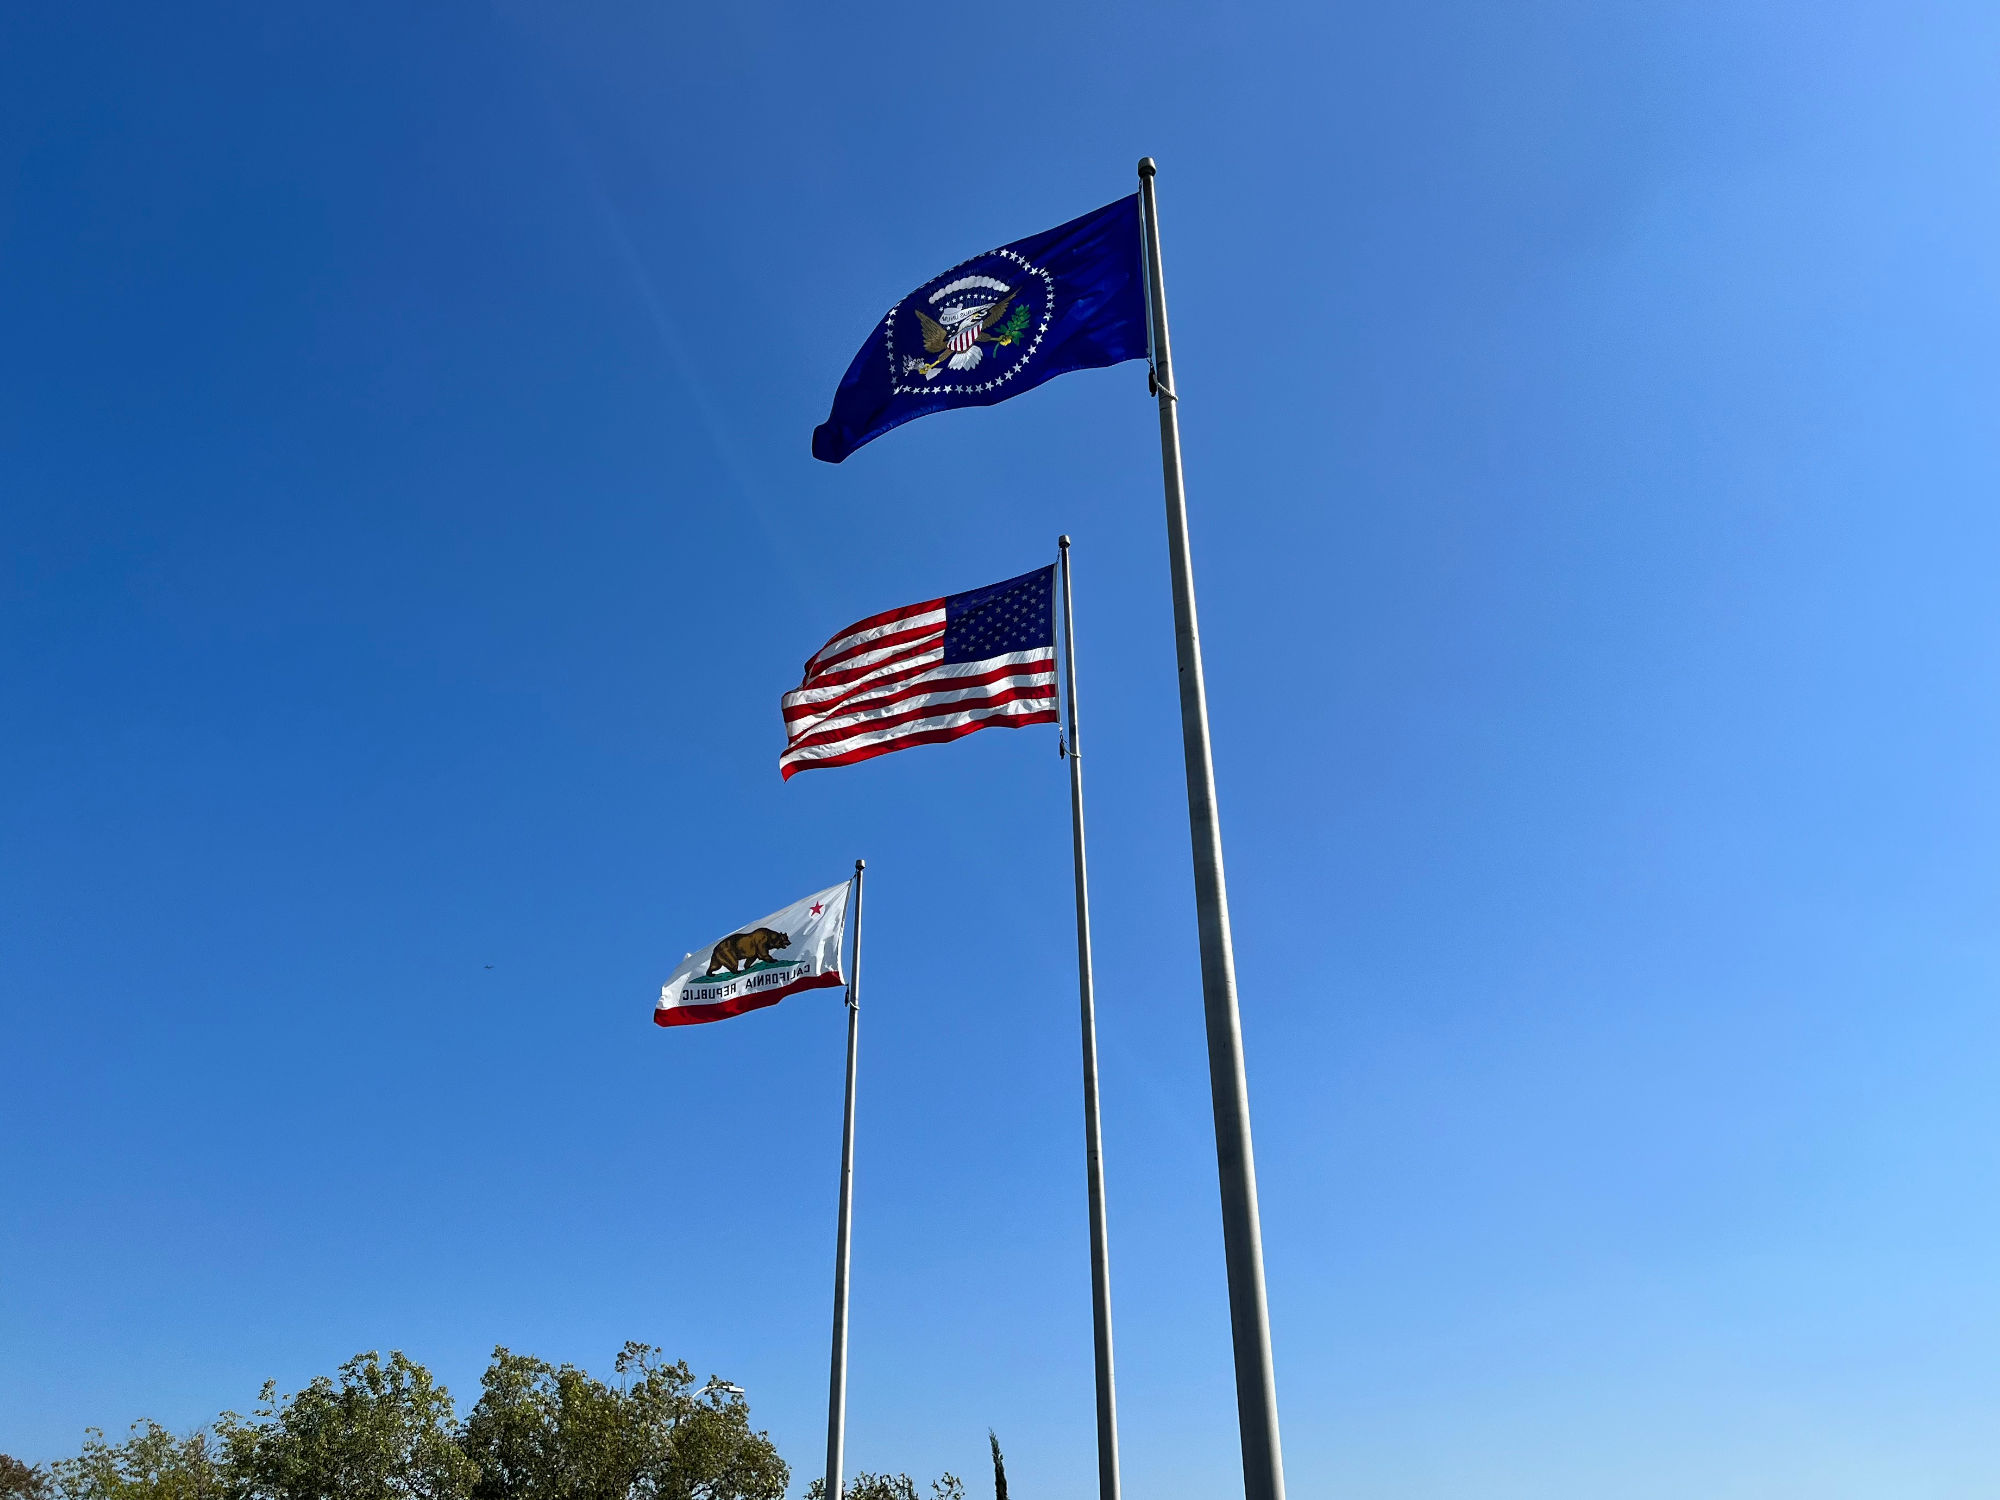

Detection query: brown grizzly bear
xmin=706 ymin=927 xmax=793 ymax=975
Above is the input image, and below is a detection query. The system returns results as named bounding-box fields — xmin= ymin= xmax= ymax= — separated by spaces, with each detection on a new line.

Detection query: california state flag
xmin=655 ymin=881 xmax=851 ymax=1027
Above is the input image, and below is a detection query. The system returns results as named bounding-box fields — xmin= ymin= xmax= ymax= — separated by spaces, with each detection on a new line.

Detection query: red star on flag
xmin=810 ymin=901 xmax=825 ymax=916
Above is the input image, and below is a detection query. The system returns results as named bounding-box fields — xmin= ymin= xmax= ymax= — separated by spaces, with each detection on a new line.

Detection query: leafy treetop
xmin=27 ymin=1344 xmax=787 ymax=1500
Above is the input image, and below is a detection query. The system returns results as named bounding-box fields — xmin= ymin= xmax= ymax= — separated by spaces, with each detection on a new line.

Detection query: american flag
xmin=781 ymin=566 xmax=1058 ymax=779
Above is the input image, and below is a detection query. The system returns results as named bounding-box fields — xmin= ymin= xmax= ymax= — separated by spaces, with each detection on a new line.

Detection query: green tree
xmin=39 ymin=1341 xmax=786 ymax=1500
xmin=460 ymin=1347 xmax=625 ymax=1500
xmin=802 ymin=1474 xmax=961 ymax=1500
xmin=460 ymin=1343 xmax=786 ymax=1500
xmin=229 ymin=1351 xmax=476 ymax=1500
xmin=44 ymin=1423 xmax=223 ymax=1500
xmin=1 ymin=1455 xmax=50 ymax=1500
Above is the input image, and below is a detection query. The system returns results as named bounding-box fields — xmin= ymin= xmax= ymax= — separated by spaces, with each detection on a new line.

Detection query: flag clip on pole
xmin=1059 ymin=537 xmax=1123 ymax=1500
xmin=824 ymin=858 xmax=864 ymax=1500
xmin=1137 ymin=158 xmax=1288 ymax=1500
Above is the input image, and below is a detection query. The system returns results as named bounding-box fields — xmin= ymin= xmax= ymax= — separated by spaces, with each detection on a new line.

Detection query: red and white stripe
xmin=779 ymin=596 xmax=1057 ymax=779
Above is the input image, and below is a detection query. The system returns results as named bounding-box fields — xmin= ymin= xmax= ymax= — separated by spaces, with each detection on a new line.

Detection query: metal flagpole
xmin=1057 ymin=536 xmax=1123 ymax=1500
xmin=1136 ymin=158 xmax=1287 ymax=1500
xmin=824 ymin=858 xmax=865 ymax=1500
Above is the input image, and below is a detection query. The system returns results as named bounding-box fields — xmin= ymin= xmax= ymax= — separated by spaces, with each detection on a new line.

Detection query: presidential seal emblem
xmin=886 ymin=247 xmax=1055 ymax=398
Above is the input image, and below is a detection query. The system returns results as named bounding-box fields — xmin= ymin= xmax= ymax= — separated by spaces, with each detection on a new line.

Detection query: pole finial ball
xmin=1059 ymin=534 xmax=1071 ymax=548
xmin=1138 ymin=157 xmax=1157 ymax=178
xmin=855 ymin=858 xmax=866 ymax=871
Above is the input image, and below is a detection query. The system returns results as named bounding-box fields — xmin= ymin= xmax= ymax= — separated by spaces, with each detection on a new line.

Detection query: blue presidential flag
xmin=811 ymin=196 xmax=1147 ymax=464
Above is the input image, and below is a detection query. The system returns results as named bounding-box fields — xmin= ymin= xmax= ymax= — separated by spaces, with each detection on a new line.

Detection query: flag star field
xmin=942 ymin=568 xmax=1055 ymax=664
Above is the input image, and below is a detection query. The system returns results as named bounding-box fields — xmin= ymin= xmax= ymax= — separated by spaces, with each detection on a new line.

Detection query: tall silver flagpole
xmin=1137 ymin=158 xmax=1287 ymax=1500
xmin=824 ymin=858 xmax=865 ymax=1500
xmin=1058 ymin=536 xmax=1123 ymax=1500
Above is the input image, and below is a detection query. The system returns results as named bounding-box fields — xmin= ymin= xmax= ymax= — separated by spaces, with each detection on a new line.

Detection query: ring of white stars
xmin=885 ymin=248 xmax=1056 ymax=397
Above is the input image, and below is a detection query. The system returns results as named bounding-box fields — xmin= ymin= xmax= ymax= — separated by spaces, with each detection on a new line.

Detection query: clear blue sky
xmin=5 ymin=3 xmax=1998 ymax=1496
